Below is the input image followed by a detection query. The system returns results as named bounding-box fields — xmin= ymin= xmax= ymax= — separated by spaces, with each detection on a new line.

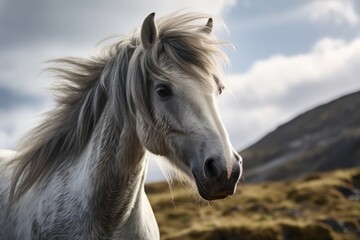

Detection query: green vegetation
xmin=146 ymin=168 xmax=360 ymax=240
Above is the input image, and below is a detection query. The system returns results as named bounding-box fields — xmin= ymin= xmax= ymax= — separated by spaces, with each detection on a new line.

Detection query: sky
xmin=1 ymin=0 xmax=360 ymax=182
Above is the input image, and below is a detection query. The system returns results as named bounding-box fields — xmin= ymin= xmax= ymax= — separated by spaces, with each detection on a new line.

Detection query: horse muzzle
xmin=192 ymin=154 xmax=242 ymax=201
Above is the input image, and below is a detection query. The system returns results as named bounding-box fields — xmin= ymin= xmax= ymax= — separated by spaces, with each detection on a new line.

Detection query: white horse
xmin=0 ymin=12 xmax=242 ymax=239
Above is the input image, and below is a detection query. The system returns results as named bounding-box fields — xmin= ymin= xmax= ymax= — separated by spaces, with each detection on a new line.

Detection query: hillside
xmin=146 ymin=168 xmax=360 ymax=240
xmin=240 ymin=91 xmax=360 ymax=183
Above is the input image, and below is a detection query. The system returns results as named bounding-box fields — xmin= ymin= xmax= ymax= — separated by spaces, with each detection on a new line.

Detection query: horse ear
xmin=141 ymin=12 xmax=158 ymax=49
xmin=202 ymin=18 xmax=213 ymax=34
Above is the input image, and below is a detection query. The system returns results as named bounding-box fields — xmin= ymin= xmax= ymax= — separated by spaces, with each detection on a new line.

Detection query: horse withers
xmin=0 ymin=12 xmax=242 ymax=240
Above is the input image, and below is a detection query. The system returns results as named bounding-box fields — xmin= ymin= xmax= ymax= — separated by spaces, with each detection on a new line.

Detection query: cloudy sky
xmin=1 ymin=0 xmax=360 ymax=181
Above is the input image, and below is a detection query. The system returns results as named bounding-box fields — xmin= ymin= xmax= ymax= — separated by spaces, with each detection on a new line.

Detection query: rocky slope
xmin=240 ymin=91 xmax=360 ymax=183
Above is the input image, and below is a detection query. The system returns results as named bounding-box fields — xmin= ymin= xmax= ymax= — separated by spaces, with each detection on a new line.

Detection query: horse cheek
xmin=136 ymin=120 xmax=168 ymax=156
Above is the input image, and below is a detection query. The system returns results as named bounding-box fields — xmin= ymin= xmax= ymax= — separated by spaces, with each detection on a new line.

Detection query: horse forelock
xmin=149 ymin=12 xmax=227 ymax=85
xmin=9 ymin=12 xmax=228 ymax=203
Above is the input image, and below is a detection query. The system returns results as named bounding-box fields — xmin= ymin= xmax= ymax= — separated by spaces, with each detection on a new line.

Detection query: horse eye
xmin=156 ymin=84 xmax=172 ymax=99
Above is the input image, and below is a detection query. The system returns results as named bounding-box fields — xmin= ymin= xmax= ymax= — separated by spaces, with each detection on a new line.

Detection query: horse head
xmin=131 ymin=13 xmax=242 ymax=201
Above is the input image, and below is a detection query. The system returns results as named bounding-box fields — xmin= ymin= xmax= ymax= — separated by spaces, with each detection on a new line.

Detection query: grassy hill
xmin=146 ymin=168 xmax=360 ymax=240
xmin=241 ymin=91 xmax=360 ymax=182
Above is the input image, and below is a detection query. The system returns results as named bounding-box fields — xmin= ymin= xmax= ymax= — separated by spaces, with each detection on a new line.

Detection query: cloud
xmin=230 ymin=0 xmax=359 ymax=31
xmin=0 ymin=86 xmax=39 ymax=109
xmin=0 ymin=0 xmax=235 ymax=49
xmin=220 ymin=36 xmax=360 ymax=149
xmin=300 ymin=0 xmax=359 ymax=26
xmin=227 ymin=37 xmax=360 ymax=99
xmin=0 ymin=105 xmax=49 ymax=149
xmin=0 ymin=0 xmax=236 ymax=102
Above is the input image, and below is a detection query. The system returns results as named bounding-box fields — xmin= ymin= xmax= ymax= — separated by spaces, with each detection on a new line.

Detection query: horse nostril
xmin=203 ymin=158 xmax=221 ymax=180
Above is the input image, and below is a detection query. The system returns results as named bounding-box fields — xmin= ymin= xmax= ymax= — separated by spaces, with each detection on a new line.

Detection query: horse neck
xmin=87 ymin=103 xmax=148 ymax=233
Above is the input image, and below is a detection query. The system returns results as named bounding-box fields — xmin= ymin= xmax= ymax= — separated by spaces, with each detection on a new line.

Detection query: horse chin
xmin=198 ymin=190 xmax=228 ymax=201
xmin=192 ymin=171 xmax=230 ymax=201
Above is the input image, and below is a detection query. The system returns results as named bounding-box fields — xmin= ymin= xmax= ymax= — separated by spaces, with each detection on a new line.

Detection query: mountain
xmin=241 ymin=90 xmax=360 ymax=183
xmin=146 ymin=168 xmax=360 ymax=240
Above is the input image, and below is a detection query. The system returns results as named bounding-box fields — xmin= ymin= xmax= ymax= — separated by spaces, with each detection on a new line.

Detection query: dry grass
xmin=146 ymin=168 xmax=360 ymax=240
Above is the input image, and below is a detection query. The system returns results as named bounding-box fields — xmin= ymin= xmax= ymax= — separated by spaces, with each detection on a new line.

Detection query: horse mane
xmin=9 ymin=12 xmax=228 ymax=202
